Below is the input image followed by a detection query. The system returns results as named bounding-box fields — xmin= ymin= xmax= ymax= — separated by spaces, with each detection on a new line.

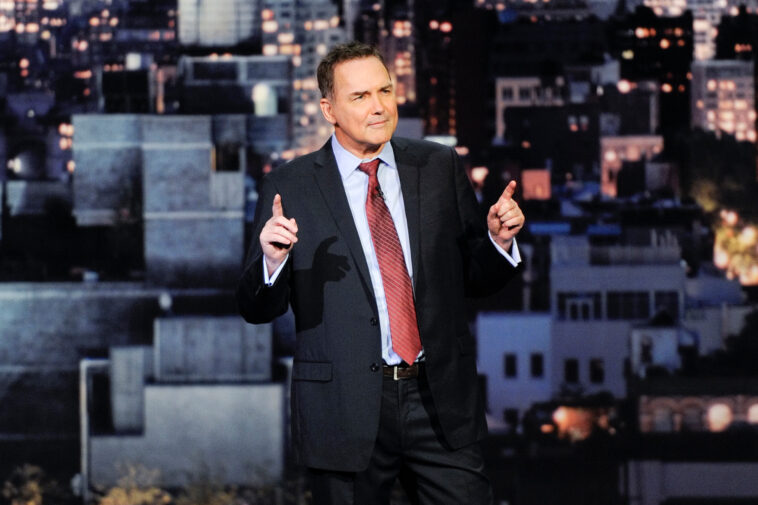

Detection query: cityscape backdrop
xmin=2 ymin=0 xmax=758 ymax=504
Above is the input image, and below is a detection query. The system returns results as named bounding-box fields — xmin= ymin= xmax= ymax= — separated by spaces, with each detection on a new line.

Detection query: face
xmin=320 ymin=56 xmax=398 ymax=158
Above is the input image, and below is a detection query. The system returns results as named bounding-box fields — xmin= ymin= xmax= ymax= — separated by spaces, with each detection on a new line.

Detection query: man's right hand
xmin=260 ymin=194 xmax=298 ymax=276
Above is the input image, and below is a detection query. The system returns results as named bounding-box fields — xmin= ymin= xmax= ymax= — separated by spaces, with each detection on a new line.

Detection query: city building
xmin=379 ymin=0 xmax=416 ymax=110
xmin=0 ymin=282 xmax=169 ymax=444
xmin=87 ymin=316 xmax=283 ymax=488
xmin=715 ymin=5 xmax=758 ymax=61
xmin=691 ymin=59 xmax=756 ymax=142
xmin=260 ymin=0 xmax=346 ymax=151
xmin=550 ymin=233 xmax=685 ymax=398
xmin=600 ymin=134 xmax=663 ymax=197
xmin=72 ymin=114 xmax=246 ymax=287
xmin=608 ymin=6 xmax=693 ymax=137
xmin=600 ymin=80 xmax=659 ymax=136
xmin=638 ymin=377 xmax=758 ymax=433
xmin=504 ymin=102 xmax=600 ymax=183
xmin=630 ymin=0 xmax=758 ymax=60
xmin=412 ymin=1 xmax=457 ymax=137
xmin=494 ymin=76 xmax=566 ymax=144
xmin=178 ymin=0 xmax=260 ymax=47
xmin=477 ymin=312 xmax=552 ymax=431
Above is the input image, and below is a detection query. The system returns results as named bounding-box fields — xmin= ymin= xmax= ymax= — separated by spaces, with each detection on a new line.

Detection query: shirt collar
xmin=330 ymin=133 xmax=397 ymax=181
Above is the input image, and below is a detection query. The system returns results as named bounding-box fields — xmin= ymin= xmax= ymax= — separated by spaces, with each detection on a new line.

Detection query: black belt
xmin=383 ymin=362 xmax=421 ymax=380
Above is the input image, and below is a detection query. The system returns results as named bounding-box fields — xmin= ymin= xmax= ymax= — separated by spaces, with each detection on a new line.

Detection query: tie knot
xmin=358 ymin=159 xmax=380 ymax=178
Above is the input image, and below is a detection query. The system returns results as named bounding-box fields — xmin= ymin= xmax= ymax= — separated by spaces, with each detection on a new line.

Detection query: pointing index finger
xmin=502 ymin=180 xmax=517 ymax=200
xmin=272 ymin=194 xmax=284 ymax=218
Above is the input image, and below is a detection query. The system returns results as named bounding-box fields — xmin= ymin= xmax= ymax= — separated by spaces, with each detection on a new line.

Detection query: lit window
xmin=707 ymin=403 xmax=732 ymax=432
xmin=748 ymin=404 xmax=758 ymax=424
xmin=278 ymin=32 xmax=294 ymax=44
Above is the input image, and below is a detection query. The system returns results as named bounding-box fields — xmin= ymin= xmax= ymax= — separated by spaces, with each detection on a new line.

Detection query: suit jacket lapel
xmin=392 ymin=138 xmax=421 ymax=287
xmin=312 ymin=140 xmax=375 ymax=304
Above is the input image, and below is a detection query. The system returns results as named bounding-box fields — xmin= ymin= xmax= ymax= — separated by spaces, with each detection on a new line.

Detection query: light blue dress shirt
xmin=265 ymin=134 xmax=521 ymax=365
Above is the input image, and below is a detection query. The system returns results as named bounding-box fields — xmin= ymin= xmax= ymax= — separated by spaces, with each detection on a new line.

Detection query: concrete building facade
xmin=550 ymin=234 xmax=686 ymax=398
xmin=89 ymin=316 xmax=283 ymax=488
xmin=477 ymin=313 xmax=552 ymax=431
xmin=72 ymin=114 xmax=245 ymax=287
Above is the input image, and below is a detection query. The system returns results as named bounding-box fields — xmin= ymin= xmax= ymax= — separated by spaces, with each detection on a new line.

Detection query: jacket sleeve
xmin=450 ymin=146 xmax=521 ymax=297
xmin=236 ymin=173 xmax=291 ymax=324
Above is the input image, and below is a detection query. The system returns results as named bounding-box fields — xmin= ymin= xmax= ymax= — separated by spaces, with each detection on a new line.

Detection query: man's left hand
xmin=487 ymin=180 xmax=525 ymax=251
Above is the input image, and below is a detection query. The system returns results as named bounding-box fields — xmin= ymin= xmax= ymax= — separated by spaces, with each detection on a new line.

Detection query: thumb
xmin=272 ymin=193 xmax=284 ymax=218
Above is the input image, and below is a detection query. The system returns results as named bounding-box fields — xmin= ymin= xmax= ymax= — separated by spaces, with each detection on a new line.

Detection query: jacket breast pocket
xmin=292 ymin=360 xmax=333 ymax=382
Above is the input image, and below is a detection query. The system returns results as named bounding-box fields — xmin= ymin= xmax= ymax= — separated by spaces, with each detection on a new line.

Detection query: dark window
xmin=607 ymin=291 xmax=650 ymax=320
xmin=564 ymin=358 xmax=579 ymax=384
xmin=215 ymin=143 xmax=241 ymax=172
xmin=590 ymin=358 xmax=605 ymax=384
xmin=519 ymin=87 xmax=531 ymax=100
xmin=530 ymin=353 xmax=544 ymax=378
xmin=504 ymin=354 xmax=517 ymax=378
xmin=654 ymin=291 xmax=679 ymax=320
xmin=193 ymin=62 xmax=237 ymax=80
xmin=502 ymin=87 xmax=513 ymax=100
xmin=504 ymin=408 xmax=519 ymax=429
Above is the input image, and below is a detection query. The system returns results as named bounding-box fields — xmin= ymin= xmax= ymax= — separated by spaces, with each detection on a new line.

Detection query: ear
xmin=320 ymin=97 xmax=337 ymax=125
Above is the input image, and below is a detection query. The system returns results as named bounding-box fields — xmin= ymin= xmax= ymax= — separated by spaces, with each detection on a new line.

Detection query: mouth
xmin=367 ymin=119 xmax=388 ymax=127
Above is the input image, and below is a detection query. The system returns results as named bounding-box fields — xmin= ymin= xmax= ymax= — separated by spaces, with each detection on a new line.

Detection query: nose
xmin=370 ymin=93 xmax=385 ymax=114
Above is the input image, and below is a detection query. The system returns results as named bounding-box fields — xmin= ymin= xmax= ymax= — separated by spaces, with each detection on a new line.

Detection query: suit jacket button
xmin=370 ymin=362 xmax=380 ymax=372
xmin=370 ymin=317 xmax=378 ymax=326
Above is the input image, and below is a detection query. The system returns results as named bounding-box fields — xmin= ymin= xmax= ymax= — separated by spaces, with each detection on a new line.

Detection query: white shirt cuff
xmin=263 ymin=254 xmax=289 ymax=286
xmin=488 ymin=234 xmax=521 ymax=267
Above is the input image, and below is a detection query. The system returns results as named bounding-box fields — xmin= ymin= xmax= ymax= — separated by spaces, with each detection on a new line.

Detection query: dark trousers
xmin=308 ymin=371 xmax=493 ymax=505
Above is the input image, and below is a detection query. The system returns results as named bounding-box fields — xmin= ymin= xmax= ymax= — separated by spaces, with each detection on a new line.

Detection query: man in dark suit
xmin=237 ymin=42 xmax=525 ymax=505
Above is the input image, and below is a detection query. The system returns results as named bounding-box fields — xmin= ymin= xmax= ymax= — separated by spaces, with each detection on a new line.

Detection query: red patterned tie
xmin=358 ymin=159 xmax=422 ymax=365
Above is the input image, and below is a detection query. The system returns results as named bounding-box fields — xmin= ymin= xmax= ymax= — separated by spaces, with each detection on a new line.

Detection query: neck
xmin=334 ymin=131 xmax=385 ymax=159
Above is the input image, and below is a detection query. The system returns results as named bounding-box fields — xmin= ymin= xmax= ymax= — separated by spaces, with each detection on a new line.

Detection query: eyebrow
xmin=347 ymin=83 xmax=393 ymax=98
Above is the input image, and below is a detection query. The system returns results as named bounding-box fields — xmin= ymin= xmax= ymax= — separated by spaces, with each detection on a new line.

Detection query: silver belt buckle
xmin=393 ymin=365 xmax=399 ymax=381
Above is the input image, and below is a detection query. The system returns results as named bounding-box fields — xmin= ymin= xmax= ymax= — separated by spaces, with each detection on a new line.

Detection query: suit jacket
xmin=237 ymin=136 xmax=519 ymax=472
